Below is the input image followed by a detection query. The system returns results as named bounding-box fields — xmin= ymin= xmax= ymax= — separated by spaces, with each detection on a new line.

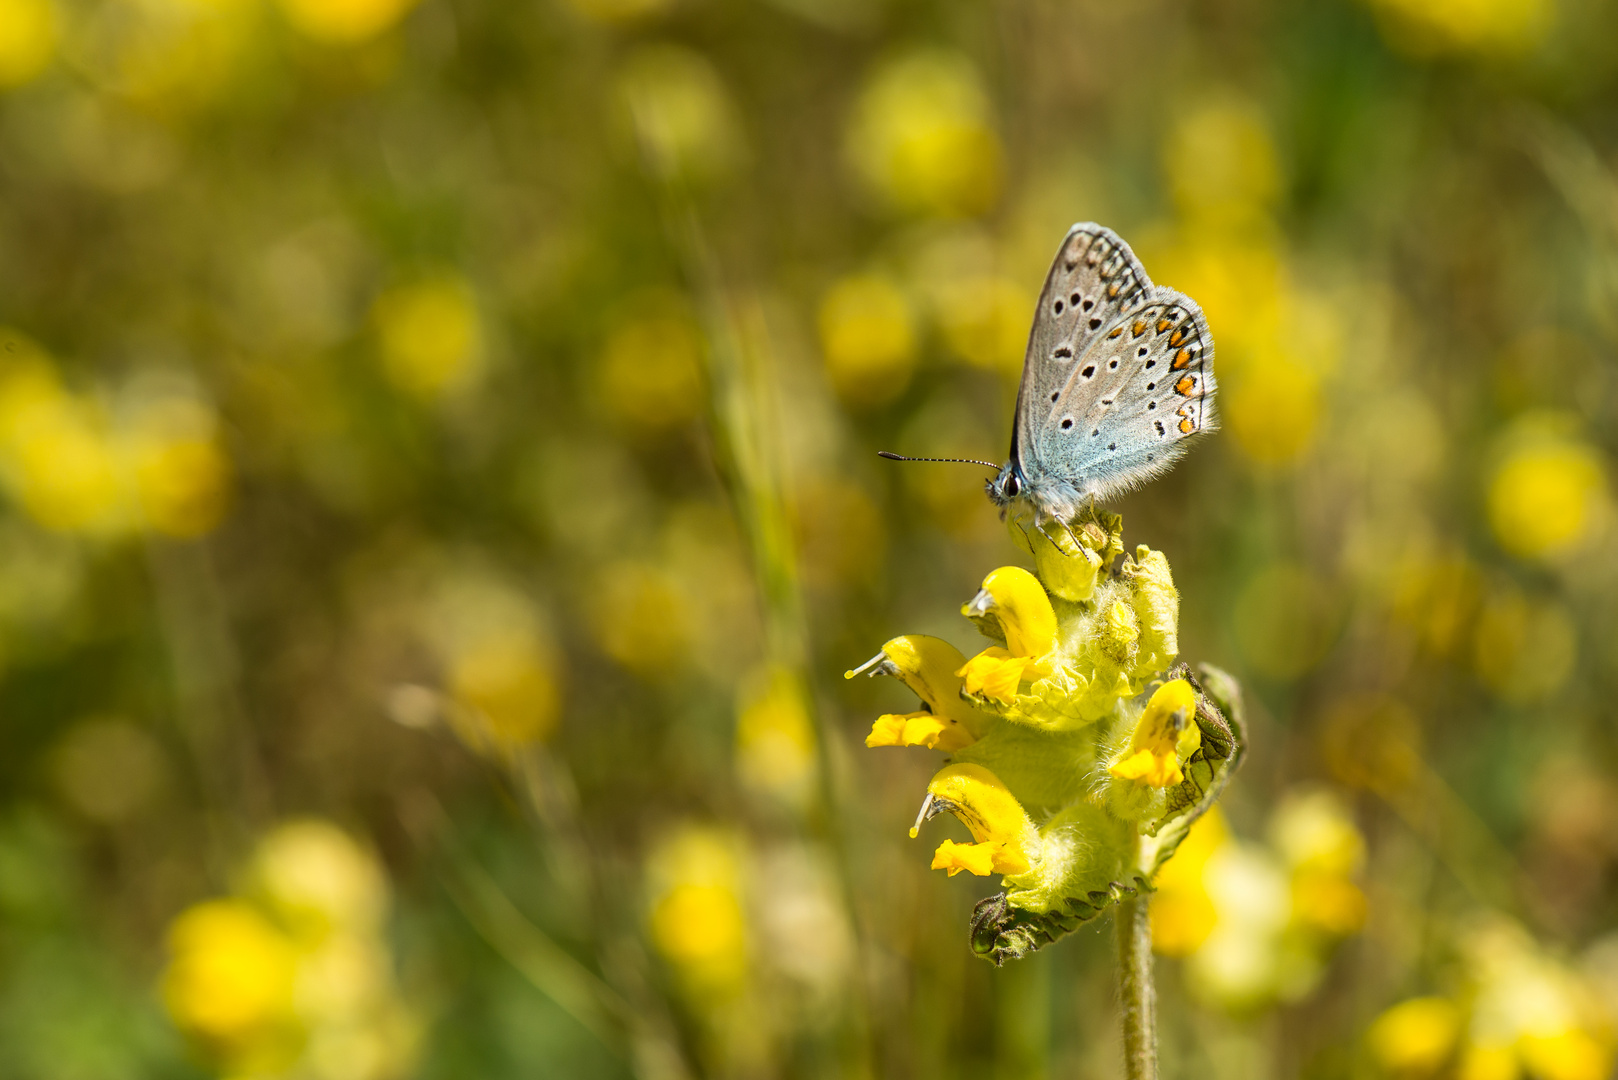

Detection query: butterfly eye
xmin=1003 ymin=475 xmax=1021 ymax=497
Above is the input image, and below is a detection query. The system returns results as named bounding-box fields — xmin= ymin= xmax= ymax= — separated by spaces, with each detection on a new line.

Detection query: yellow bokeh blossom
xmin=1364 ymin=0 xmax=1553 ymax=58
xmin=164 ymin=822 xmax=417 ymax=1080
xmin=646 ymin=825 xmax=750 ymax=996
xmin=164 ymin=899 xmax=302 ymax=1069
xmin=933 ymin=274 xmax=1029 ymax=377
xmin=276 ymin=0 xmax=419 ymax=44
xmin=1368 ymin=996 xmax=1464 ymax=1075
xmin=845 ymin=49 xmax=1003 ymax=218
xmin=618 ymin=45 xmax=742 ymax=186
xmin=0 ymin=0 xmax=55 ymax=88
xmin=1473 ymin=587 xmax=1575 ymax=705
xmin=124 ymin=393 xmax=232 ymax=538
xmin=449 ymin=634 xmax=561 ymax=748
xmin=588 ymin=560 xmax=691 ymax=678
xmin=0 ymin=348 xmax=123 ymax=534
xmin=596 ymin=301 xmax=707 ymax=435
xmin=817 ymin=273 xmax=917 ymax=406
xmin=1370 ymin=918 xmax=1616 ymax=1080
xmin=373 ymin=274 xmax=485 ymax=400
xmin=1164 ymin=98 xmax=1281 ymax=231
xmin=1150 ymin=809 xmax=1227 ymax=956
xmin=734 ymin=665 xmax=817 ymax=801
xmin=1487 ymin=418 xmax=1607 ymax=560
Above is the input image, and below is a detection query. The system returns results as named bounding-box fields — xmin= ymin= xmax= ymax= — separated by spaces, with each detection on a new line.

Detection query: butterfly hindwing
xmin=1031 ymin=288 xmax=1217 ymax=502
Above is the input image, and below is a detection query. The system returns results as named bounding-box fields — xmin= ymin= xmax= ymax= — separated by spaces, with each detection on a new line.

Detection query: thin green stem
xmin=1116 ymin=895 xmax=1157 ymax=1080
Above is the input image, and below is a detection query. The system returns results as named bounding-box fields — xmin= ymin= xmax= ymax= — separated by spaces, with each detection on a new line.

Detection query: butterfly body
xmin=987 ymin=224 xmax=1217 ymax=527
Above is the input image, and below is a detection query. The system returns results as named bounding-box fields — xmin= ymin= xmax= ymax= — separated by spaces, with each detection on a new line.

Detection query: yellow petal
xmin=963 ymin=566 xmax=1057 ymax=658
xmin=855 ymin=635 xmax=983 ymax=744
xmin=931 ymin=839 xmax=1000 ymax=877
xmin=924 ymin=763 xmax=1037 ymax=874
xmin=865 ymin=714 xmax=910 ymax=747
xmin=1109 ymin=679 xmax=1201 ymax=788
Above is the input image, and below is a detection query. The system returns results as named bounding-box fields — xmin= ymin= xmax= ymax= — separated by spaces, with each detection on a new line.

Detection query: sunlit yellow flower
xmin=596 ymin=299 xmax=707 ymax=435
xmin=0 ymin=0 xmax=55 ymax=88
xmin=845 ymin=49 xmax=1003 ymax=218
xmin=1364 ymin=0 xmax=1553 ymax=58
xmin=373 ymin=274 xmax=484 ymax=400
xmin=276 ymin=0 xmax=419 ymax=44
xmin=922 ymin=764 xmax=1036 ymax=877
xmin=1109 ymin=679 xmax=1200 ymax=787
xmin=735 ymin=665 xmax=817 ymax=801
xmin=618 ymin=45 xmax=742 ymax=186
xmin=1368 ymin=996 xmax=1463 ymax=1076
xmin=817 ymin=273 xmax=917 ymax=406
xmin=163 ymin=900 xmax=301 ymax=1067
xmin=1487 ymin=418 xmax=1607 ymax=560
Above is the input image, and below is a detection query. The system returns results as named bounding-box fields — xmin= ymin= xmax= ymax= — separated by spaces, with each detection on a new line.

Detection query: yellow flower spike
xmin=916 ymin=764 xmax=1037 ymax=877
xmin=962 ymin=566 xmax=1057 ymax=657
xmin=1109 ymin=679 xmax=1201 ymax=788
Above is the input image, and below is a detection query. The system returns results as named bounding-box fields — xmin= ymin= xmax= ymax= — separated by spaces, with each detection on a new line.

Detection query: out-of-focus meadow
xmin=1 ymin=0 xmax=1617 ymax=1076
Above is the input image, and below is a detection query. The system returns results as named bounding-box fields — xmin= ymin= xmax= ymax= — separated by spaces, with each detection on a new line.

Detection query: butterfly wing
xmin=1012 ymin=225 xmax=1217 ymax=509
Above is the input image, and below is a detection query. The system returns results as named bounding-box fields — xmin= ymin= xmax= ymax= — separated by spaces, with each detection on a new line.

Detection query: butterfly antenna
xmin=877 ymin=451 xmax=999 ymax=470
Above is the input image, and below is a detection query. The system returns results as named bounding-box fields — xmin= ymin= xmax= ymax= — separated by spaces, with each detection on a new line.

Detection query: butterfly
xmin=985 ymin=224 xmax=1217 ymax=530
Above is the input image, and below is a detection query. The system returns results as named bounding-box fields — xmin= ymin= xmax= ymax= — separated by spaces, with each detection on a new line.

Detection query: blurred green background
xmin=1 ymin=0 xmax=1617 ymax=1076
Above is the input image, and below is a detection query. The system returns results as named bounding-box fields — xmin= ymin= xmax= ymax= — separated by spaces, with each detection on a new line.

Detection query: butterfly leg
xmin=1034 ymin=517 xmax=1064 ymax=550
xmin=1060 ymin=518 xmax=1082 ymax=552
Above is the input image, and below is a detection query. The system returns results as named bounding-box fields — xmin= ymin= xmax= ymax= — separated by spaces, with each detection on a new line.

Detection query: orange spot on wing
xmin=1169 ymin=331 xmax=1183 ymax=346
xmin=1175 ymin=375 xmax=1196 ymax=396
xmin=1109 ymin=327 xmax=1124 ymax=339
xmin=1179 ymin=417 xmax=1194 ymax=434
xmin=1132 ymin=320 xmax=1146 ymax=337
xmin=1108 ymin=283 xmax=1120 ymax=298
xmin=1173 ymin=349 xmax=1191 ymax=369
xmin=1156 ymin=319 xmax=1172 ymax=332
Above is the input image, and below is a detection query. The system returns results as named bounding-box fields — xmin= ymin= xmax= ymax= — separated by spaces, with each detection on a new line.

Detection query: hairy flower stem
xmin=1117 ymin=894 xmax=1158 ymax=1080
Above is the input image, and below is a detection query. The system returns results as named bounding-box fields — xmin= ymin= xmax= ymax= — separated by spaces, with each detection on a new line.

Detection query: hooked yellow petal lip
xmin=917 ymin=763 xmax=1037 ymax=875
xmin=850 ymin=636 xmax=983 ymax=743
xmin=962 ymin=567 xmax=1057 ymax=658
xmin=1108 ymin=678 xmax=1200 ymax=788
